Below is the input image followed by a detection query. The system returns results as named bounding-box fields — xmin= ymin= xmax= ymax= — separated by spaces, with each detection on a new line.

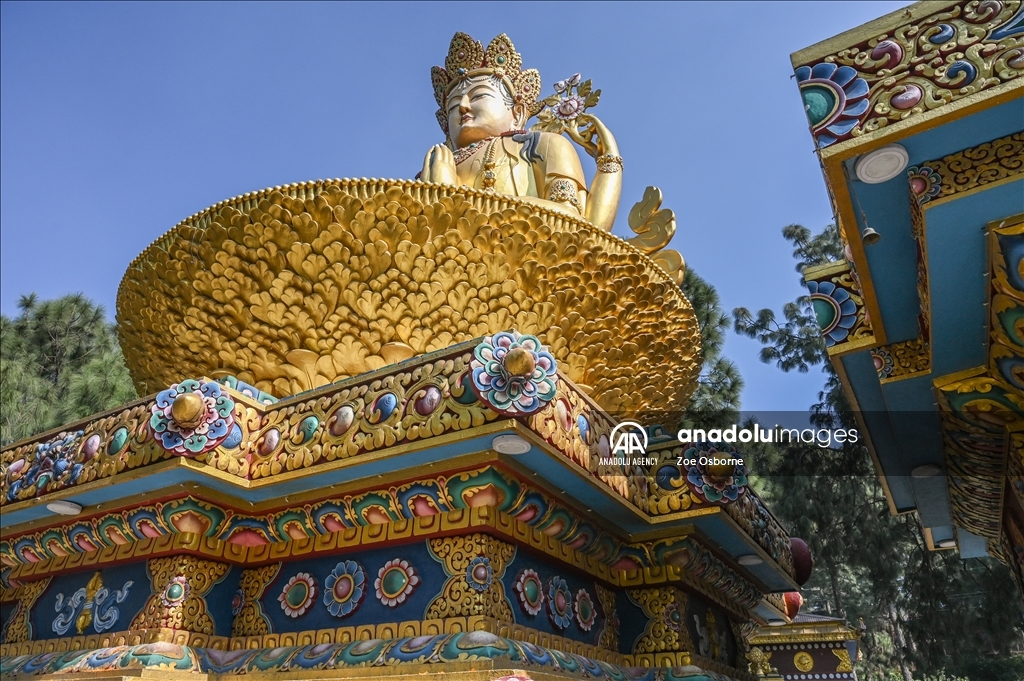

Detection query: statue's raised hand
xmin=422 ymin=144 xmax=458 ymax=186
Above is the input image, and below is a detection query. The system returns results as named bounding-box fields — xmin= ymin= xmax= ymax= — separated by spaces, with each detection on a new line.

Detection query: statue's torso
xmin=453 ymin=132 xmax=585 ymax=199
xmin=456 ymin=137 xmax=538 ymax=197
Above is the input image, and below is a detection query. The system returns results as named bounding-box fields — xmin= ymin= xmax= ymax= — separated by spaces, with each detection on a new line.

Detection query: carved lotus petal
xmin=118 ymin=180 xmax=700 ymax=413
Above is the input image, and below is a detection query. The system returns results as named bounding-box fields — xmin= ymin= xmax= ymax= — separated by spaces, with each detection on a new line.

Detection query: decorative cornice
xmin=792 ymin=1 xmax=1024 ymax=150
xmin=934 ymin=216 xmax=1024 ymax=547
xmin=912 ymin=133 xmax=1024 ymax=207
xmin=3 ymin=503 xmax=764 ymax=618
xmin=874 ymin=338 xmax=932 ymax=383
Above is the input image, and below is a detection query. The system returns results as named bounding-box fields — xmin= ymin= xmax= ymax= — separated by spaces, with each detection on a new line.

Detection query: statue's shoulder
xmin=509 ymin=131 xmax=579 ymax=165
xmin=534 ymin=130 xmax=575 ymax=151
xmin=520 ymin=131 xmax=585 ymax=183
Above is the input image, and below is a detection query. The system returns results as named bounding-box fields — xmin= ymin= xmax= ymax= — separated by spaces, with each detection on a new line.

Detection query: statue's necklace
xmin=453 ymin=138 xmax=493 ymax=165
xmin=481 ymin=140 xmax=498 ymax=191
xmin=452 ymin=129 xmax=527 ymax=166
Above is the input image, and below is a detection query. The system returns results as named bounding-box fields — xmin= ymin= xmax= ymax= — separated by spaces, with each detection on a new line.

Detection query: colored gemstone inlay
xmin=259 ymin=429 xmax=280 ymax=455
xmin=524 ymin=580 xmax=539 ymax=602
xmin=414 ymin=386 xmax=442 ymax=415
xmin=286 ymin=582 xmax=308 ymax=608
xmin=334 ymin=574 xmax=353 ymax=601
xmin=329 ymin=405 xmax=355 ymax=436
xmin=371 ymin=393 xmax=398 ymax=422
xmin=381 ymin=567 xmax=408 ymax=596
xmin=298 ymin=415 xmax=319 ymax=442
xmin=108 ymin=427 xmax=129 ymax=454
xmin=801 ymin=83 xmax=839 ymax=127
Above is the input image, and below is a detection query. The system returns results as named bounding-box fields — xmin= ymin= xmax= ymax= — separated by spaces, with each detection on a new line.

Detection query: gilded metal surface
xmin=793 ymin=650 xmax=814 ymax=672
xmin=0 ymin=577 xmax=50 ymax=644
xmin=2 ymin=344 xmax=791 ymax=578
xmin=116 ymin=181 xmax=700 ymax=412
xmin=628 ymin=587 xmax=693 ymax=654
xmin=625 ymin=187 xmax=685 ymax=285
xmin=745 ymin=647 xmax=775 ymax=675
xmin=792 ymin=0 xmax=1024 ymax=148
xmin=875 ymin=338 xmax=932 ymax=383
xmin=129 ymin=556 xmax=230 ymax=634
xmin=231 ymin=563 xmax=280 ymax=637
xmin=425 ymin=534 xmax=516 ymax=622
xmin=833 ymin=647 xmax=854 ymax=672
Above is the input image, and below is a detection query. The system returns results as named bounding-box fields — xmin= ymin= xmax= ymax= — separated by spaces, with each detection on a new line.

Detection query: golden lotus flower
xmin=117 ymin=179 xmax=701 ymax=413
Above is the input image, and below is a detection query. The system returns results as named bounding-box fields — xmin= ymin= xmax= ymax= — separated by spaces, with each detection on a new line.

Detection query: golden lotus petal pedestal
xmin=117 ymin=179 xmax=700 ymax=412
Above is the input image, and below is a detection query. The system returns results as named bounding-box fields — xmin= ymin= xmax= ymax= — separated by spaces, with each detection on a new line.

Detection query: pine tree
xmin=0 ymin=294 xmax=138 ymax=445
xmin=681 ymin=267 xmax=743 ymax=428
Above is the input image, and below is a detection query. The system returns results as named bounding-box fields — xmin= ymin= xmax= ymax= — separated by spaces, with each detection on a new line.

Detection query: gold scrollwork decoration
xmin=0 ymin=578 xmax=50 ymax=644
xmin=117 ymin=181 xmax=701 ymax=414
xmin=796 ymin=2 xmax=1024 ymax=147
xmin=425 ymin=533 xmax=516 ymax=622
xmin=232 ymin=563 xmax=281 ymax=637
xmin=833 ymin=647 xmax=854 ymax=672
xmin=628 ymin=586 xmax=693 ymax=654
xmin=130 ymin=556 xmax=230 ymax=634
xmin=921 ymin=133 xmax=1024 ymax=204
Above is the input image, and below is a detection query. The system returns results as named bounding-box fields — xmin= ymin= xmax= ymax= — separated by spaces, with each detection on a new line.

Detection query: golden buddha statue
xmin=115 ymin=30 xmax=697 ymax=410
xmin=421 ymin=33 xmax=622 ymax=231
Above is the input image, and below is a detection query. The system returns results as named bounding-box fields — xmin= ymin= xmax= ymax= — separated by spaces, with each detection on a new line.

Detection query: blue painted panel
xmin=684 ymin=595 xmax=738 ymax=667
xmin=845 ymin=100 xmax=1023 ymax=342
xmin=617 ymin=589 xmax=646 ymax=654
xmin=856 ymin=179 xmax=921 ymax=342
xmin=879 ymin=377 xmax=944 ymax=473
xmin=30 ymin=561 xmax=149 ymax=640
xmin=207 ymin=565 xmax=241 ymax=638
xmin=911 ymin=475 xmax=953 ymax=528
xmin=957 ymin=527 xmax=990 ymax=559
xmin=841 ymin=351 xmax=917 ymax=511
xmin=259 ymin=543 xmax=437 ymax=633
xmin=502 ymin=549 xmax=605 ymax=645
xmin=927 ymin=180 xmax=1024 ymax=376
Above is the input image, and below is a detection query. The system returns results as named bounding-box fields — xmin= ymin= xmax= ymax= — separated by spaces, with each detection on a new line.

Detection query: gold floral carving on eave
xmin=919 ymin=132 xmax=1024 ymax=205
xmin=795 ymin=0 xmax=1024 ymax=148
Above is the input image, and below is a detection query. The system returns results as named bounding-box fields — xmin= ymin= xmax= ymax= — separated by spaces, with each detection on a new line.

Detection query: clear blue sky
xmin=0 ymin=1 xmax=907 ymax=411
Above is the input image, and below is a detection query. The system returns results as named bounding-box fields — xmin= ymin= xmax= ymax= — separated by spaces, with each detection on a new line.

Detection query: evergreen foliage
xmin=681 ymin=267 xmax=743 ymax=428
xmin=735 ymin=225 xmax=1023 ymax=680
xmin=0 ymin=294 xmax=137 ymax=446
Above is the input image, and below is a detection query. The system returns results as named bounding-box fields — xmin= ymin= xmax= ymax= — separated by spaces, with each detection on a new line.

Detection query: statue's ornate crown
xmin=430 ymin=32 xmax=544 ymax=134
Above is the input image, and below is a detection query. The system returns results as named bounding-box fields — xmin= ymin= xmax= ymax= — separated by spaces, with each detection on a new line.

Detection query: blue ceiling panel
xmin=927 ymin=179 xmax=1024 ymax=376
xmin=842 ymin=100 xmax=1024 ymax=343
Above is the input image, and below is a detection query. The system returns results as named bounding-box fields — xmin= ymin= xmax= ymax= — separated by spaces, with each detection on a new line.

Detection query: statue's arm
xmin=566 ymin=114 xmax=621 ymax=232
xmin=536 ymin=133 xmax=587 ymax=216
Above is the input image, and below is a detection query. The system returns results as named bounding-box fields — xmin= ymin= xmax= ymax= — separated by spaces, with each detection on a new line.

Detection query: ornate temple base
xmin=2 ymin=185 xmax=800 ymax=681
xmin=1 ymin=639 xmax=742 ymax=681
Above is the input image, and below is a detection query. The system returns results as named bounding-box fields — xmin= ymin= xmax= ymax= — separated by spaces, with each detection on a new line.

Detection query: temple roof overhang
xmin=791 ymin=0 xmax=1024 ymax=582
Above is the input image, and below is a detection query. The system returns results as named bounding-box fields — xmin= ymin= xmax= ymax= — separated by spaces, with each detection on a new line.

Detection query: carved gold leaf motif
xmin=118 ymin=180 xmax=700 ymax=412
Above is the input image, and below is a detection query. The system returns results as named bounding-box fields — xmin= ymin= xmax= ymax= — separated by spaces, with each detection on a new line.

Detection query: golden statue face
xmin=446 ymin=75 xmax=521 ymax=148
